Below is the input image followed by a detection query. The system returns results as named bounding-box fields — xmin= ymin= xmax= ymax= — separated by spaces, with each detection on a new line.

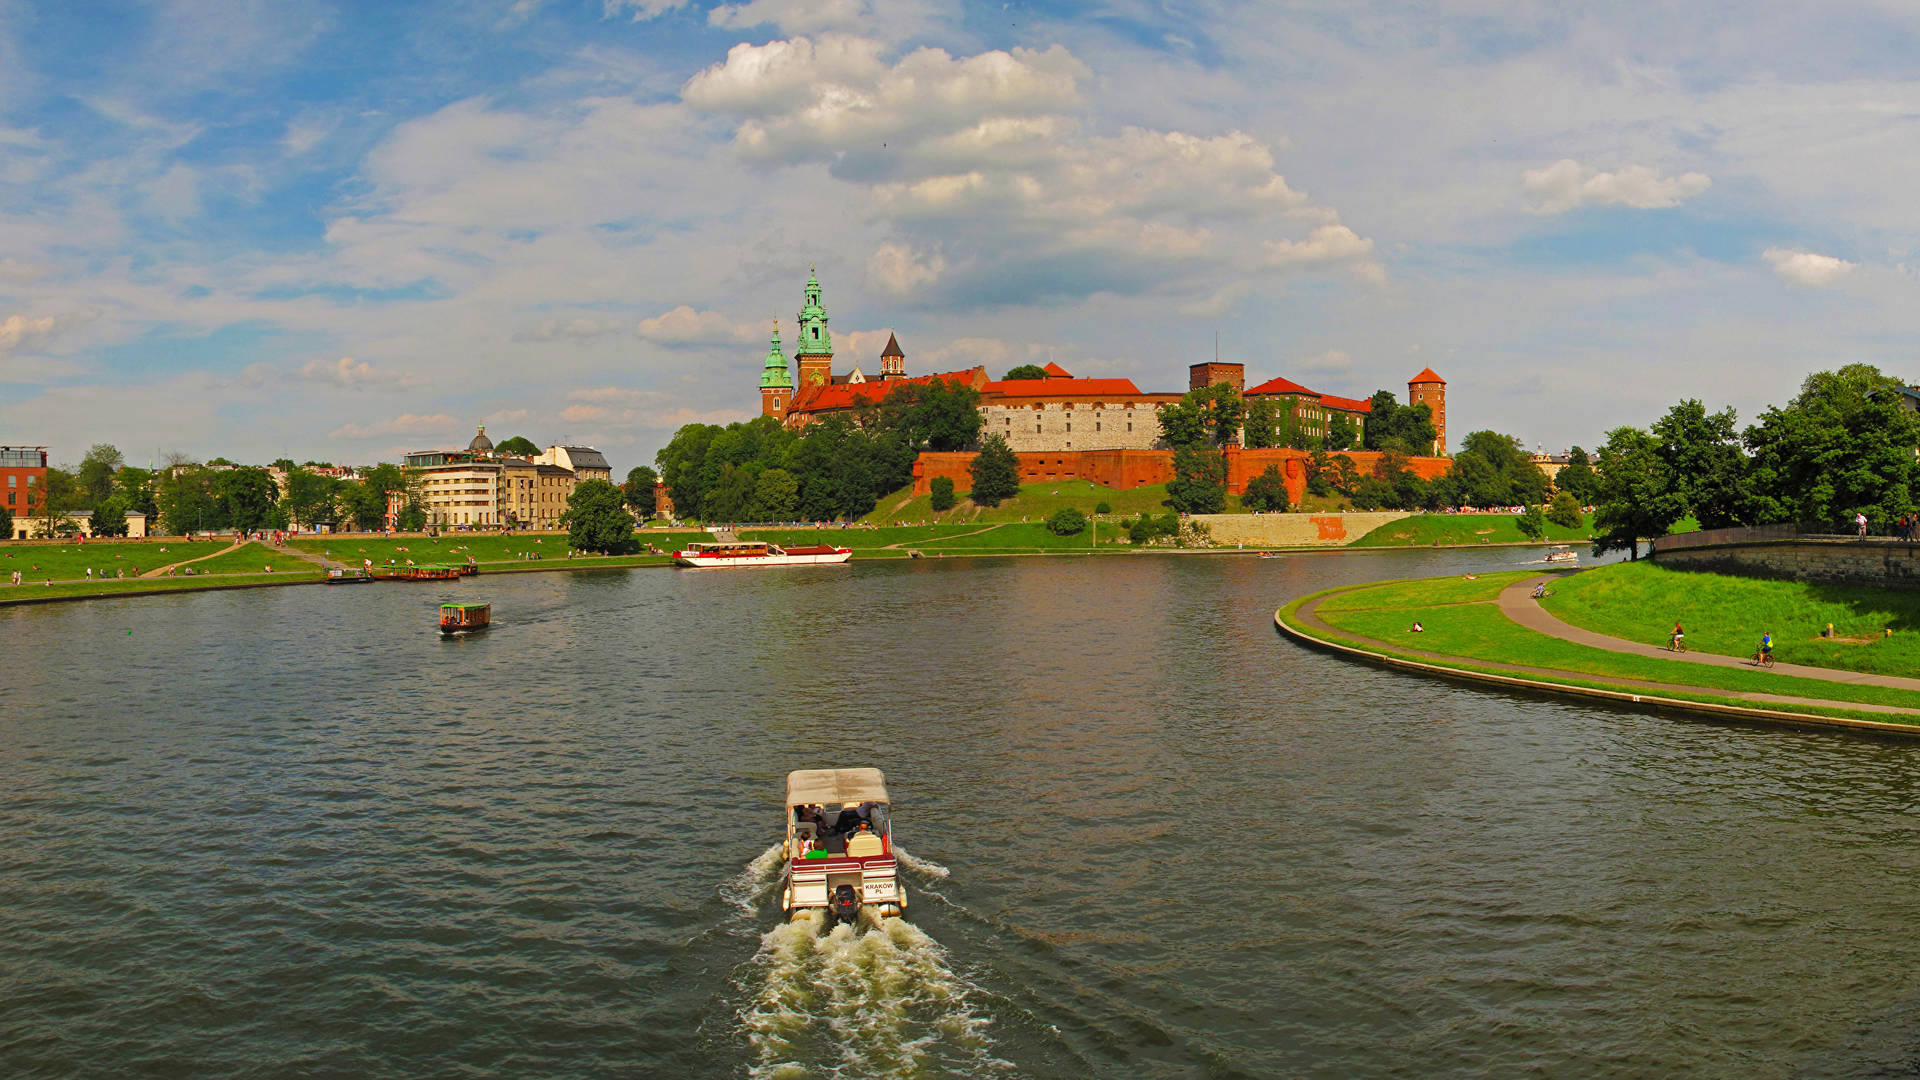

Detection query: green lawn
xmin=1303 ymin=574 xmax=1920 ymax=716
xmin=1 ymin=572 xmax=321 ymax=604
xmin=0 ymin=539 xmax=231 ymax=581
xmin=741 ymin=521 xmax=1133 ymax=557
xmin=1545 ymin=560 xmax=1920 ymax=678
xmin=1350 ymin=513 xmax=1594 ymax=548
xmin=862 ymin=479 xmax=1181 ymax=525
xmin=288 ymin=531 xmax=703 ymax=567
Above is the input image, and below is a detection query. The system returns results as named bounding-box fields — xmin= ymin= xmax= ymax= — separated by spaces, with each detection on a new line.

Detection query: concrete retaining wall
xmin=1189 ymin=511 xmax=1413 ymax=547
xmin=1656 ymin=538 xmax=1920 ymax=589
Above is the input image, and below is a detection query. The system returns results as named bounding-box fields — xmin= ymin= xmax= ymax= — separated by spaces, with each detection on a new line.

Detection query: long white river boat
xmin=672 ymin=540 xmax=853 ymax=569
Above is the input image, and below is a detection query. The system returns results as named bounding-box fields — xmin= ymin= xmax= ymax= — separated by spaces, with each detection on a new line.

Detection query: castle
xmin=757 ymin=272 xmax=1446 ymax=455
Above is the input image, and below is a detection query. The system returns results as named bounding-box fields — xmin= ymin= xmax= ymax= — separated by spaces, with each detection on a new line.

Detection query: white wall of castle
xmin=978 ymin=401 xmax=1168 ymax=453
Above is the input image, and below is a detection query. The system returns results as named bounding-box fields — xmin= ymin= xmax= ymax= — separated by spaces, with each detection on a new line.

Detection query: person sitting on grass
xmin=1409 ymin=622 xmax=1425 ymax=633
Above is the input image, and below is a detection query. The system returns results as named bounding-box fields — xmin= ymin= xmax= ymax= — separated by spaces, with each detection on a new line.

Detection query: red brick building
xmin=1 ymin=446 xmax=47 ymax=538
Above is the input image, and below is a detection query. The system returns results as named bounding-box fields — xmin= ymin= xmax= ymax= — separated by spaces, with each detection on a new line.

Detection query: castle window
xmin=1095 ymin=422 xmax=1101 ymax=431
xmin=1065 ymin=422 xmax=1071 ymax=432
xmin=1127 ymin=422 xmax=1133 ymax=432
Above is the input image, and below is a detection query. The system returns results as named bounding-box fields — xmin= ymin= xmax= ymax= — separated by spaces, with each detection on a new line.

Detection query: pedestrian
xmin=1856 ymin=511 xmax=1869 ymax=538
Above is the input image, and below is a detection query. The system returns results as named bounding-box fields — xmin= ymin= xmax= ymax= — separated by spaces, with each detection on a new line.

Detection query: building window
xmin=1095 ymin=422 xmax=1101 ymax=431
xmin=5 ymin=493 xmax=11 ymax=506
xmin=5 ymin=476 xmax=11 ymax=487
xmin=1127 ymin=422 xmax=1133 ymax=432
xmin=1065 ymin=422 xmax=1071 ymax=432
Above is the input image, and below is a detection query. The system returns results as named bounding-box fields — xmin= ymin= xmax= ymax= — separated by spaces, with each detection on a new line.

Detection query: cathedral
xmin=760 ymin=271 xmax=911 ymax=426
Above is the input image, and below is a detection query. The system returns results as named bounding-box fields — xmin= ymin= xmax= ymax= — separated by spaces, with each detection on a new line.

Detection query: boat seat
xmin=846 ymin=833 xmax=883 ymax=858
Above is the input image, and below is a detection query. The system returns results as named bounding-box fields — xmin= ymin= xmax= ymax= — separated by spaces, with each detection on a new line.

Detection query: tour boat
xmin=673 ymin=540 xmax=852 ymax=569
xmin=1545 ymin=546 xmax=1579 ymax=565
xmin=439 ymin=602 xmax=491 ymax=635
xmin=326 ymin=568 xmax=371 ymax=583
xmin=781 ymin=767 xmax=904 ymax=925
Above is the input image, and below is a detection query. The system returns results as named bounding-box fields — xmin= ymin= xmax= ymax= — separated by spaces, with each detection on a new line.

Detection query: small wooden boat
xmin=410 ymin=564 xmax=464 ymax=580
xmin=326 ymin=568 xmax=371 ymax=583
xmin=439 ymin=602 xmax=491 ymax=635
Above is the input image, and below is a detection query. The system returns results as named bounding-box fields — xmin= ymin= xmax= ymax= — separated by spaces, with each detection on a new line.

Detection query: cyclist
xmin=1532 ymin=582 xmax=1549 ymax=599
xmin=1670 ymin=622 xmax=1685 ymax=651
xmin=1758 ymin=632 xmax=1774 ymax=665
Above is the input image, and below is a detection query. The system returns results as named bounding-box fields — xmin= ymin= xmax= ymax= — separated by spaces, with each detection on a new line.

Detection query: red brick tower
xmin=879 ymin=332 xmax=906 ymax=381
xmin=1408 ymin=368 xmax=1446 ymax=455
xmin=1189 ymin=361 xmax=1244 ymax=394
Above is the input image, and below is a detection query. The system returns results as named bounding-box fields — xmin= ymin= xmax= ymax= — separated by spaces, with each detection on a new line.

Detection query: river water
xmin=5 ymin=548 xmax=1920 ymax=1078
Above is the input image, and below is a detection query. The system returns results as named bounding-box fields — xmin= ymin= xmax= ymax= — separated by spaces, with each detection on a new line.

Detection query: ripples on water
xmin=5 ymin=549 xmax=1920 ymax=1078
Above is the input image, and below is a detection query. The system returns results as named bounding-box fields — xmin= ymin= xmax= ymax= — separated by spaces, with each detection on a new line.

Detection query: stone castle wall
xmin=980 ymin=400 xmax=1166 ymax=453
xmin=1655 ymin=539 xmax=1920 ymax=589
xmin=1190 ymin=511 xmax=1414 ymax=547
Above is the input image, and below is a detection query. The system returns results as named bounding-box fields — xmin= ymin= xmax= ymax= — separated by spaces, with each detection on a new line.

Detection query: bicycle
xmin=1668 ymin=637 xmax=1688 ymax=653
xmin=1750 ymin=650 xmax=1775 ymax=668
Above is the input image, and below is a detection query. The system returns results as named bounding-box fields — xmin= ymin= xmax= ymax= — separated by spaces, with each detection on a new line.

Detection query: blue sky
xmin=2 ymin=0 xmax=1917 ymax=471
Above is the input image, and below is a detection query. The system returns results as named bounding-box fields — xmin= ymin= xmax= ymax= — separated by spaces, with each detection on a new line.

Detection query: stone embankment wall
xmin=912 ymin=448 xmax=1451 ymax=504
xmin=1656 ymin=539 xmax=1920 ymax=589
xmin=1190 ymin=512 xmax=1413 ymax=547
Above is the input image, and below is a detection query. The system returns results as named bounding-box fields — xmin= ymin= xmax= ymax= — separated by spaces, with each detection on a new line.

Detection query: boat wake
xmin=740 ymin=910 xmax=1003 ymax=1079
xmin=893 ymin=847 xmax=950 ymax=880
xmin=720 ymin=842 xmax=789 ymax=919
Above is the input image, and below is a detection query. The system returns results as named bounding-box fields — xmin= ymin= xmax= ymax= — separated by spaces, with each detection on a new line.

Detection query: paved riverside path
xmin=1502 ymin=574 xmax=1920 ymax=694
xmin=139 ymin=540 xmax=245 ymax=578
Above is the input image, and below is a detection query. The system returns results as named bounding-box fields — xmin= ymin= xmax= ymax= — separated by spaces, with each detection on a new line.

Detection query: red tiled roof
xmin=1245 ymin=375 xmax=1322 ymax=398
xmin=1410 ymin=367 xmax=1445 ymax=384
xmin=982 ymin=377 xmax=1144 ymax=398
xmin=1319 ymin=394 xmax=1373 ymax=413
xmin=788 ymin=368 xmax=986 ymax=413
xmin=1042 ymin=361 xmax=1072 ymax=377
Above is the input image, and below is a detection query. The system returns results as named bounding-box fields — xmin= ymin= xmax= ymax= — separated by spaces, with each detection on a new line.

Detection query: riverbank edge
xmin=1274 ymin=583 xmax=1920 ymax=739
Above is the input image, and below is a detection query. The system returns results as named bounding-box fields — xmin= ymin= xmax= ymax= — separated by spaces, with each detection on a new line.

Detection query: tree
xmin=75 ymin=444 xmax=123 ymax=507
xmin=114 ymin=466 xmax=160 ymax=519
xmin=1241 ymin=464 xmax=1292 ymax=512
xmin=929 ymin=476 xmax=956 ymax=511
xmin=1004 ymin=364 xmax=1048 ymax=381
xmin=1743 ymin=364 xmax=1920 ymax=530
xmin=217 ymin=467 xmax=281 ymax=532
xmin=1555 ymin=446 xmax=1597 ymax=502
xmin=43 ymin=465 xmax=80 ymax=530
xmin=1156 ymin=383 xmax=1244 ymax=448
xmin=1306 ymin=450 xmax=1334 ymax=497
xmin=0 ymin=504 xmax=10 ymax=540
xmin=343 ymin=463 xmax=411 ymax=532
xmin=657 ymin=423 xmax=721 ymax=520
xmin=1242 ymin=397 xmax=1278 ymax=449
xmin=1442 ymin=430 xmax=1548 ymax=508
xmin=1363 ymin=392 xmax=1437 ymax=454
xmin=624 ymin=466 xmax=659 ymax=518
xmin=1325 ymin=413 xmax=1358 ymax=451
xmin=1167 ymin=446 xmax=1227 ymax=514
xmin=1045 ymin=507 xmax=1086 ymax=535
xmin=1653 ymin=399 xmax=1750 ymax=530
xmin=1546 ymin=490 xmax=1583 ymax=529
xmin=495 ymin=436 xmax=540 ymax=457
xmin=1515 ymin=503 xmax=1545 ymax=540
xmin=560 ymin=479 xmax=639 ymax=554
xmin=968 ymin=434 xmax=1020 ymax=507
xmin=754 ymin=467 xmax=799 ymax=521
xmin=282 ymin=468 xmax=342 ymax=530
xmin=158 ymin=467 xmax=221 ymax=534
xmin=1591 ymin=425 xmax=1686 ymax=559
xmin=91 ymin=496 xmax=130 ymax=537
xmin=271 ymin=457 xmax=297 ymax=471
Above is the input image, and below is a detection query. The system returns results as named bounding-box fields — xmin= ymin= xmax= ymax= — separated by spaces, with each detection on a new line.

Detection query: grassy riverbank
xmin=1544 ymin=560 xmax=1920 ymax=678
xmin=1287 ymin=572 xmax=1920 ymax=723
xmin=0 ymin=538 xmax=233 ymax=581
xmin=1 ymin=571 xmax=325 ymax=604
xmin=1350 ymin=515 xmax=1593 ymax=547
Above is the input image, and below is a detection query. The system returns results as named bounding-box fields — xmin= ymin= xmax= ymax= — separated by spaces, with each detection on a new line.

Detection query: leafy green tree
xmin=1515 ymin=503 xmax=1545 ymax=540
xmin=344 ymin=463 xmax=410 ymax=531
xmin=929 ymin=476 xmax=956 ymax=511
xmin=1094 ymin=500 xmax=1111 ymax=514
xmin=1592 ymin=425 xmax=1686 ymax=559
xmin=1440 ymin=430 xmax=1548 ymax=508
xmin=75 ymin=444 xmax=123 ymax=507
xmin=0 ymin=504 xmax=11 ymax=540
xmin=1004 ymin=364 xmax=1048 ymax=381
xmin=1167 ymin=446 xmax=1227 ymax=514
xmin=217 ymin=467 xmax=281 ymax=532
xmin=968 ymin=434 xmax=1020 ymax=507
xmin=755 ymin=467 xmax=799 ymax=521
xmin=1306 ymin=450 xmax=1334 ymax=497
xmin=882 ymin=378 xmax=984 ymax=451
xmin=656 ymin=423 xmax=720 ymax=520
xmin=560 ymin=479 xmax=639 ymax=554
xmin=1554 ymin=446 xmax=1597 ymax=502
xmin=282 ymin=468 xmax=342 ymax=529
xmin=495 ymin=435 xmax=540 ymax=457
xmin=114 ymin=466 xmax=160 ymax=519
xmin=1241 ymin=464 xmax=1291 ymax=512
xmin=1242 ymin=397 xmax=1278 ymax=449
xmin=1363 ymin=392 xmax=1437 ymax=454
xmin=1156 ymin=383 xmax=1244 ymax=448
xmin=1045 ymin=507 xmax=1086 ymax=535
xmin=90 ymin=496 xmax=130 ymax=537
xmin=1546 ymin=490 xmax=1583 ymax=529
xmin=1325 ymin=413 xmax=1358 ymax=451
xmin=1329 ymin=455 xmax=1362 ymax=497
xmin=623 ymin=466 xmax=659 ymax=518
xmin=1743 ymin=364 xmax=1920 ymax=530
xmin=158 ymin=467 xmax=221 ymax=534
xmin=1653 ymin=399 xmax=1750 ymax=529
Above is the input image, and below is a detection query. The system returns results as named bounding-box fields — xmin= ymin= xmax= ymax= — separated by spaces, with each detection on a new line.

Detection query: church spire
xmin=760 ymin=323 xmax=791 ymax=388
xmin=795 ymin=267 xmax=833 ymax=388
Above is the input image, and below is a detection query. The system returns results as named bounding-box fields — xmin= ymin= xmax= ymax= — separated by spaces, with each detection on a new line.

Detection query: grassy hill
xmin=1350 ymin=513 xmax=1595 ymax=547
xmin=862 ymin=479 xmax=1176 ymax=525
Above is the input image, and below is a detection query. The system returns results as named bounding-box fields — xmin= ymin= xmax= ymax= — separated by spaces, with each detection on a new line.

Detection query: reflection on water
xmin=5 ymin=547 xmax=1920 ymax=1078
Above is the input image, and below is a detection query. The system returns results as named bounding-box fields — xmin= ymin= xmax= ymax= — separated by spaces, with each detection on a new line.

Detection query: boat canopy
xmin=786 ymin=767 xmax=888 ymax=807
xmin=440 ymin=602 xmax=489 ymax=612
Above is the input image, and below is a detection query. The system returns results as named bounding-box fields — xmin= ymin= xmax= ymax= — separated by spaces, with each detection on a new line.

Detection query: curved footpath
xmin=1279 ymin=576 xmax=1920 ymax=737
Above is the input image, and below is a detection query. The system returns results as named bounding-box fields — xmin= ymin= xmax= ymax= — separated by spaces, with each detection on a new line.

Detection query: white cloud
xmin=1522 ymin=159 xmax=1712 ymax=215
xmin=292 ymin=356 xmax=427 ymax=389
xmin=0 ymin=314 xmax=59 ymax=358
xmin=867 ymin=242 xmax=945 ymax=297
xmin=562 ymin=386 xmax=744 ymax=428
xmin=328 ymin=412 xmax=458 ymax=439
xmin=1763 ymin=247 xmax=1856 ymax=287
xmin=709 ymin=0 xmax=869 ymax=35
xmin=634 ymin=305 xmax=761 ymax=345
xmin=1265 ymin=224 xmax=1378 ymax=275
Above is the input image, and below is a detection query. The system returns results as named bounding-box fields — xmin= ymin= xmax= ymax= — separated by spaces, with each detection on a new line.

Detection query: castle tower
xmin=1408 ymin=367 xmax=1446 ymax=455
xmin=794 ymin=269 xmax=833 ymax=391
xmin=760 ymin=324 xmax=792 ymax=421
xmin=879 ymin=332 xmax=906 ymax=381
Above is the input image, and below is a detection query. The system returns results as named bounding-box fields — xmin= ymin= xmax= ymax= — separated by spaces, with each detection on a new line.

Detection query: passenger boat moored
xmin=674 ymin=540 xmax=852 ymax=569
xmin=439 ymin=602 xmax=491 ymax=635
xmin=781 ymin=767 xmax=904 ymax=925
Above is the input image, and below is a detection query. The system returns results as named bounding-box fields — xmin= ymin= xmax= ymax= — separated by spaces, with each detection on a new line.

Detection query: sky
xmin=2 ymin=0 xmax=1918 ymax=475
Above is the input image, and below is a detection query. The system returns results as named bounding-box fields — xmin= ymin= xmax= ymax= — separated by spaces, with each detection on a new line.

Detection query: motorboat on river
xmin=439 ymin=602 xmax=491 ymax=636
xmin=674 ymin=540 xmax=852 ymax=569
xmin=1545 ymin=545 xmax=1579 ymax=565
xmin=781 ymin=767 xmax=904 ymax=925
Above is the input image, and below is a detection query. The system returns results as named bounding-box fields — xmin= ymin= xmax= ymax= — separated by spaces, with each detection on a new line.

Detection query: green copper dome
xmin=796 ymin=269 xmax=831 ymax=357
xmin=761 ymin=325 xmax=791 ymax=388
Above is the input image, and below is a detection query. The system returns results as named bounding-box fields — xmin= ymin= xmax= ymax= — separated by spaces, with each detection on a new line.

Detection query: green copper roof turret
xmin=796 ymin=268 xmax=832 ymax=357
xmin=761 ymin=325 xmax=791 ymax=388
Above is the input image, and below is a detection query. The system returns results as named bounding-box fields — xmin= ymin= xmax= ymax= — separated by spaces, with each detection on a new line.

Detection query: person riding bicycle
xmin=1759 ymin=632 xmax=1773 ymax=661
xmin=1532 ymin=582 xmax=1548 ymax=599
xmin=1670 ymin=622 xmax=1685 ymax=649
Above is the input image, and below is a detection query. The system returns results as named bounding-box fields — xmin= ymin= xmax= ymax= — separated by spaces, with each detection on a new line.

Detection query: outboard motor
xmin=830 ymin=883 xmax=861 ymax=926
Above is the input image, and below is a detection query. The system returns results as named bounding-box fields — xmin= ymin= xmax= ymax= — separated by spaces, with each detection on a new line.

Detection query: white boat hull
xmin=673 ymin=549 xmax=853 ymax=569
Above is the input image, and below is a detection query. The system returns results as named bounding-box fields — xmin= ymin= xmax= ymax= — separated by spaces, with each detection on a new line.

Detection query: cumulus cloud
xmin=563 ymin=386 xmax=743 ymax=427
xmin=867 ymin=242 xmax=945 ymax=297
xmin=292 ymin=356 xmax=427 ymax=388
xmin=1764 ymin=247 xmax=1856 ymax=287
xmin=634 ymin=305 xmax=761 ymax=345
xmin=709 ymin=0 xmax=869 ymax=34
xmin=1266 ymin=225 xmax=1378 ymax=273
xmin=513 ymin=316 xmax=624 ymax=343
xmin=0 ymin=314 xmax=59 ymax=358
xmin=1522 ymin=159 xmax=1711 ymax=214
xmin=329 ymin=413 xmax=458 ymax=439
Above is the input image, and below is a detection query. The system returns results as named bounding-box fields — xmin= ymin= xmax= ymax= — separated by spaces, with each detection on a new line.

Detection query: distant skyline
xmin=2 ymin=0 xmax=1917 ymax=474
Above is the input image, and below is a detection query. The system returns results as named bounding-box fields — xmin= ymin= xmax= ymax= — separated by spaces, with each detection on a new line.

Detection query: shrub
xmin=1241 ymin=465 xmax=1291 ymax=512
xmin=1046 ymin=507 xmax=1087 ymax=536
xmin=968 ymin=434 xmax=1020 ymax=507
xmin=1167 ymin=446 xmax=1227 ymax=514
xmin=1515 ymin=502 xmax=1546 ymax=540
xmin=930 ymin=476 xmax=956 ymax=511
xmin=1546 ymin=490 xmax=1583 ymax=529
xmin=1094 ymin=500 xmax=1111 ymax=515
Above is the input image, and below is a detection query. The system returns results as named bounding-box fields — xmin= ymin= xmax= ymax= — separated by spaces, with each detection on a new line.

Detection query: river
xmin=4 ymin=548 xmax=1919 ymax=1078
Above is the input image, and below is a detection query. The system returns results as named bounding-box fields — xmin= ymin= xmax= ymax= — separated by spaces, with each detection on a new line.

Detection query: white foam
xmin=721 ymin=842 xmax=788 ymax=918
xmin=894 ymin=847 xmax=951 ymax=880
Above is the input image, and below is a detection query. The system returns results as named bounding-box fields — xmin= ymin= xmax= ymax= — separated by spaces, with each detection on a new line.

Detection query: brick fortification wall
xmin=1191 ymin=511 xmax=1415 ymax=546
xmin=1656 ymin=539 xmax=1920 ymax=590
xmin=912 ymin=448 xmax=1451 ymax=504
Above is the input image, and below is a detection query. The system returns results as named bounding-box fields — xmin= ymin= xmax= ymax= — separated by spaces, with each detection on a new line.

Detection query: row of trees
xmin=1587 ymin=364 xmax=1920 ymax=557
